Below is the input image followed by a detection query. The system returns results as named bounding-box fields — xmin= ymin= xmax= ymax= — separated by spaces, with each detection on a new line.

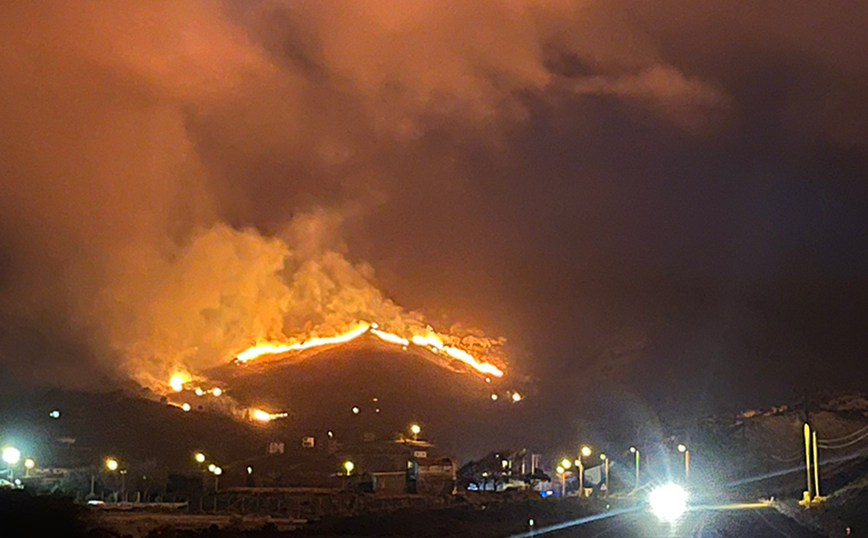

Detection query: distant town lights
xmin=24 ymin=458 xmax=35 ymax=470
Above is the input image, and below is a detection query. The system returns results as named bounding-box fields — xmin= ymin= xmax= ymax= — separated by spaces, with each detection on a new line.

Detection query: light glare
xmin=649 ymin=484 xmax=688 ymax=522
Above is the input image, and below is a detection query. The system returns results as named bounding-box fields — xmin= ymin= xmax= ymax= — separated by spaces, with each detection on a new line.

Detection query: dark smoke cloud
xmin=1 ymin=1 xmax=866 ymax=436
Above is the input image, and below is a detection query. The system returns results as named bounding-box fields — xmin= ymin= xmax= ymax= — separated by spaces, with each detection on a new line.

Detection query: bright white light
xmin=649 ymin=484 xmax=688 ymax=522
xmin=24 ymin=458 xmax=35 ymax=469
xmin=352 ymin=406 xmax=360 ymax=415
xmin=208 ymin=463 xmax=216 ymax=472
xmin=49 ymin=409 xmax=61 ymax=419
xmin=213 ymin=466 xmax=222 ymax=476
xmin=2 ymin=447 xmax=21 ymax=465
xmin=212 ymin=387 xmax=223 ymax=397
xmin=181 ymin=403 xmax=191 ymax=412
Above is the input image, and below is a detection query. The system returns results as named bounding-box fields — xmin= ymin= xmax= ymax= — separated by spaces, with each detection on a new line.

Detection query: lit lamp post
xmin=629 ymin=447 xmax=640 ymax=489
xmin=343 ymin=460 xmax=355 ymax=476
xmin=677 ymin=444 xmax=689 ymax=482
xmin=410 ymin=424 xmax=421 ymax=441
xmin=599 ymin=454 xmax=609 ymax=494
xmin=2 ymin=447 xmax=21 ymax=481
xmin=105 ymin=458 xmax=123 ymax=501
xmin=211 ymin=465 xmax=222 ymax=491
xmin=24 ymin=458 xmax=35 ymax=478
xmin=577 ymin=445 xmax=592 ymax=497
xmin=555 ymin=465 xmax=566 ymax=496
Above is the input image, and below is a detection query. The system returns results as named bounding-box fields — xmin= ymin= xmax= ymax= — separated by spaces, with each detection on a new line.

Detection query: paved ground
xmin=534 ymin=506 xmax=826 ymax=538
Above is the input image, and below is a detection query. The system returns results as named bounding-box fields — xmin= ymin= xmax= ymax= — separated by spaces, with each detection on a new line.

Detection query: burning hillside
xmin=94 ymin=213 xmax=513 ymax=416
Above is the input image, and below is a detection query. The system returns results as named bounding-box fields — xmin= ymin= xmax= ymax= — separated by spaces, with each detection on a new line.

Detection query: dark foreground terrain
xmin=4 ymin=489 xmax=867 ymax=538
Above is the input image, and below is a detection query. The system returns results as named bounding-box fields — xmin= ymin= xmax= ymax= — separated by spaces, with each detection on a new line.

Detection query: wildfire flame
xmin=235 ymin=322 xmax=372 ymax=363
xmin=169 ymin=373 xmax=189 ymax=392
xmin=251 ymin=408 xmax=288 ymax=422
xmin=234 ymin=322 xmax=505 ymax=378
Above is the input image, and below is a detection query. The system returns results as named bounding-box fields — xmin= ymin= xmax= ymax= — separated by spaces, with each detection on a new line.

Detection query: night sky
xmin=1 ymin=1 xmax=867 ymax=437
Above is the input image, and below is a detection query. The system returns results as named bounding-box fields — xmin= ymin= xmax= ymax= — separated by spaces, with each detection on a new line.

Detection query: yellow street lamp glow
xmin=343 ymin=460 xmax=355 ymax=474
xmin=600 ymin=453 xmax=607 ymax=460
xmin=194 ymin=452 xmax=206 ymax=463
xmin=580 ymin=446 xmax=592 ymax=457
xmin=213 ymin=466 xmax=222 ymax=476
xmin=208 ymin=463 xmax=216 ymax=472
xmin=556 ymin=465 xmax=565 ymax=474
xmin=630 ymin=446 xmax=637 ymax=453
xmin=410 ymin=424 xmax=421 ymax=436
xmin=2 ymin=447 xmax=21 ymax=465
xmin=24 ymin=458 xmax=35 ymax=470
xmin=677 ymin=443 xmax=687 ymax=453
xmin=106 ymin=458 xmax=119 ymax=471
xmin=560 ymin=458 xmax=572 ymax=469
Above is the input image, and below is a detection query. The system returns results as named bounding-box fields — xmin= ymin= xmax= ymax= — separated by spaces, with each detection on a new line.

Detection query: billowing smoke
xmin=5 ymin=0 xmax=861 ymax=403
xmin=0 ymin=1 xmax=726 ymax=389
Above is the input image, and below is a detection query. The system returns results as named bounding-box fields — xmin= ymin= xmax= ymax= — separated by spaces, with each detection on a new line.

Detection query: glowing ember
xmin=169 ymin=373 xmax=188 ymax=392
xmin=251 ymin=409 xmax=288 ymax=422
xmin=235 ymin=323 xmax=372 ymax=363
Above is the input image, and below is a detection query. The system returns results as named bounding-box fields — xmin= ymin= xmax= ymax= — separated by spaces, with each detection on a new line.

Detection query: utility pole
xmin=812 ymin=431 xmax=820 ymax=498
xmin=803 ymin=423 xmax=813 ymax=501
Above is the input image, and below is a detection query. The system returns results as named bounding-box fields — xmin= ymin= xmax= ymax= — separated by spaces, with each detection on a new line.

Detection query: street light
xmin=106 ymin=458 xmax=119 ymax=472
xmin=24 ymin=458 xmax=35 ymax=478
xmin=211 ymin=465 xmax=222 ymax=492
xmin=600 ymin=454 xmax=609 ymax=493
xmin=649 ymin=483 xmax=688 ymax=522
xmin=194 ymin=452 xmax=206 ymax=464
xmin=3 ymin=447 xmax=21 ymax=465
xmin=410 ymin=424 xmax=421 ymax=440
xmin=560 ymin=458 xmax=572 ymax=470
xmin=677 ymin=444 xmax=689 ymax=482
xmin=208 ymin=463 xmax=216 ymax=473
xmin=3 ymin=447 xmax=21 ymax=481
xmin=577 ymin=445 xmax=592 ymax=497
xmin=555 ymin=465 xmax=566 ymax=496
xmin=629 ymin=447 xmax=640 ymax=489
xmin=343 ymin=460 xmax=355 ymax=475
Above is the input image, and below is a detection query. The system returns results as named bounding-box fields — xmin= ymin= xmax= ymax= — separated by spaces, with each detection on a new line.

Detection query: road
xmin=517 ymin=505 xmax=826 ymax=538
